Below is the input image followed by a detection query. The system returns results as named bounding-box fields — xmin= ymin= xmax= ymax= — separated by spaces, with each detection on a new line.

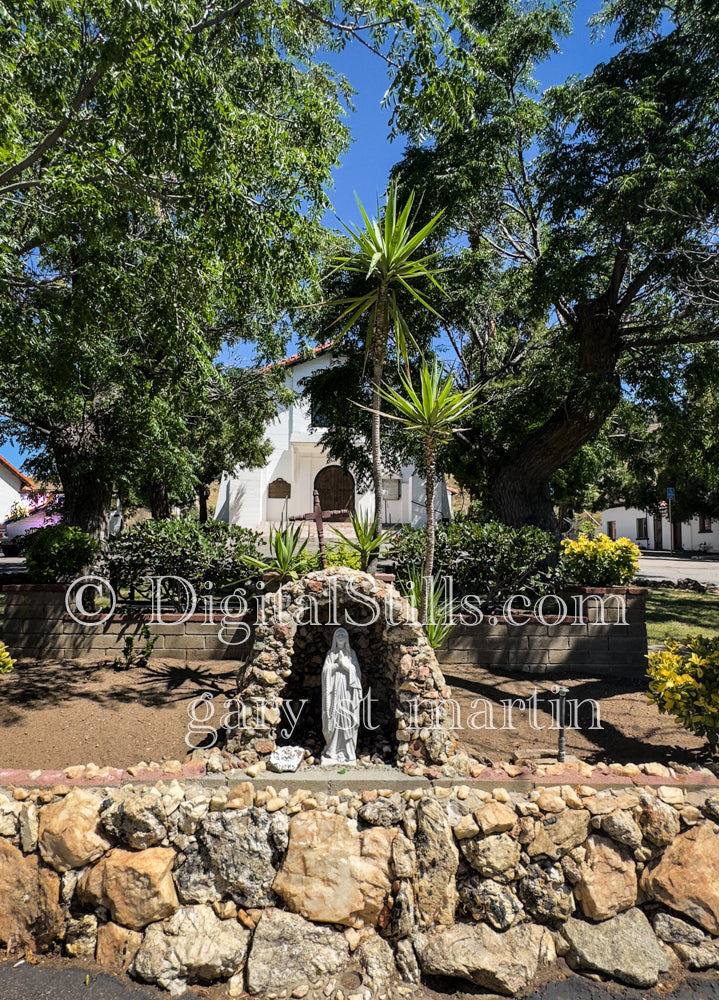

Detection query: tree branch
xmin=189 ymin=0 xmax=256 ymax=34
xmin=617 ymin=258 xmax=660 ymax=315
xmin=620 ymin=330 xmax=719 ymax=349
xmin=0 ymin=62 xmax=110 ymax=192
xmin=0 ymin=411 xmax=52 ymax=436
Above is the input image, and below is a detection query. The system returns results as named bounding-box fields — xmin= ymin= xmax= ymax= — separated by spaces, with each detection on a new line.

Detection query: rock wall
xmin=225 ymin=568 xmax=459 ymax=769
xmin=1 ymin=777 xmax=718 ymax=997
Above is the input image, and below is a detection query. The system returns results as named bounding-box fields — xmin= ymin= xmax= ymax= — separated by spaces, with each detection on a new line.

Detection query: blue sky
xmin=322 ymin=0 xmax=616 ymax=224
xmin=4 ymin=1 xmax=616 ymax=472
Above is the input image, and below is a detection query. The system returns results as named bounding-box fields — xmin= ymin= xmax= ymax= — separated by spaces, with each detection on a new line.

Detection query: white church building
xmin=214 ymin=346 xmax=452 ymax=531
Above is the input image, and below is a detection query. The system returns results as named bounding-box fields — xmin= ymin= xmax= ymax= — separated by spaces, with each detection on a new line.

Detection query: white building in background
xmin=602 ymin=504 xmax=719 ymax=553
xmin=214 ymin=346 xmax=452 ymax=531
xmin=0 ymin=454 xmax=34 ymax=523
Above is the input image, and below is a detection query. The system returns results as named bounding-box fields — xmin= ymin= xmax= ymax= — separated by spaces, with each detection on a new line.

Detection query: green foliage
xmin=24 ymin=525 xmax=101 ymax=584
xmin=321 ymin=183 xmax=450 ymax=555
xmin=375 ymin=358 xmax=482 ymax=619
xmin=577 ymin=518 xmax=600 ymax=539
xmin=592 ymin=348 xmax=719 ymax=521
xmin=113 ymin=625 xmax=157 ymax=672
xmin=0 ymin=0 xmax=476 ymax=535
xmin=400 ymin=568 xmax=457 ymax=648
xmin=387 ymin=519 xmax=557 ymax=608
xmin=246 ymin=523 xmax=310 ymax=583
xmin=326 ymin=542 xmax=362 ymax=571
xmin=647 ymin=636 xmax=719 ymax=749
xmin=377 ymin=359 xmax=482 ymax=438
xmin=267 ymin=523 xmax=309 ymax=582
xmin=0 ymin=642 xmax=16 ymax=674
xmin=278 ymin=539 xmax=363 ymax=576
xmin=559 ymin=535 xmax=640 ymax=588
xmin=389 ymin=0 xmax=719 ymax=531
xmin=328 ymin=183 xmax=447 ymax=356
xmin=331 ymin=511 xmax=395 ymax=573
xmin=102 ymin=519 xmax=262 ymax=595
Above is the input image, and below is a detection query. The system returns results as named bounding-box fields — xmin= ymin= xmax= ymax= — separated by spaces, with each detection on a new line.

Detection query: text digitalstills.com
xmin=64 ymin=573 xmax=630 ymax=647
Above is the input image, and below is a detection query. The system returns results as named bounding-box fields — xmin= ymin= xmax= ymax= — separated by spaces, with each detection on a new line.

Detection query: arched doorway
xmin=314 ymin=466 xmax=354 ymax=518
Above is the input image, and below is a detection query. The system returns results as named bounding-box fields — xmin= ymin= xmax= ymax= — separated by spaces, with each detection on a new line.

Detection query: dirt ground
xmin=443 ymin=662 xmax=709 ymax=768
xmin=0 ymin=655 xmax=712 ymax=772
xmin=0 ymin=658 xmax=238 ymax=771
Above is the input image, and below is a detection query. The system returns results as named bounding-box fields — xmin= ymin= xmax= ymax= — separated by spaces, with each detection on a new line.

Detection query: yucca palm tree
xmin=376 ymin=360 xmax=482 ymax=621
xmin=327 ymin=183 xmax=446 ymax=569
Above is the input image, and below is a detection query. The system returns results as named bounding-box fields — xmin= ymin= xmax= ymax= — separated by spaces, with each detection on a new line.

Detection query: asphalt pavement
xmin=0 ymin=963 xmax=176 ymax=999
xmin=2 ymin=964 xmax=719 ymax=1000
xmin=637 ymin=552 xmax=719 ymax=586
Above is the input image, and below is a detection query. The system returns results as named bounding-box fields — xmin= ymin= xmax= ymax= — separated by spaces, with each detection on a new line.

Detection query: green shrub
xmin=102 ymin=519 xmax=263 ymax=595
xmin=326 ymin=541 xmax=362 ymax=571
xmin=647 ymin=635 xmax=719 ymax=749
xmin=559 ymin=534 xmax=639 ymax=587
xmin=24 ymin=524 xmax=101 ymax=583
xmin=292 ymin=549 xmax=323 ymax=575
xmin=247 ymin=523 xmax=311 ymax=582
xmin=331 ymin=511 xmax=394 ymax=572
xmin=387 ymin=520 xmax=557 ymax=608
xmin=290 ymin=542 xmax=363 ymax=575
xmin=113 ymin=625 xmax=158 ymax=671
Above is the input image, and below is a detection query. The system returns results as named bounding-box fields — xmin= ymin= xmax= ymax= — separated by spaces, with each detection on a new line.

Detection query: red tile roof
xmin=0 ymin=454 xmax=34 ymax=490
xmin=274 ymin=341 xmax=337 ymax=369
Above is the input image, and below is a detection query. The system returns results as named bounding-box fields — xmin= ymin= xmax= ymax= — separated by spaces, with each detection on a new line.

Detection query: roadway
xmin=2 ymin=963 xmax=719 ymax=1000
xmin=637 ymin=552 xmax=719 ymax=586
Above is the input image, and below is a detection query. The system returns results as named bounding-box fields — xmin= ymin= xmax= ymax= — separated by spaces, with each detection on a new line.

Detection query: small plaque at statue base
xmin=268 ymin=746 xmax=304 ymax=772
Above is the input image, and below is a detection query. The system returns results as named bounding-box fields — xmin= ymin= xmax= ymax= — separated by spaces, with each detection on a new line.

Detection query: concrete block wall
xmin=2 ymin=586 xmax=253 ymax=661
xmin=3 ymin=585 xmax=648 ymax=675
xmin=437 ymin=588 xmax=648 ymax=677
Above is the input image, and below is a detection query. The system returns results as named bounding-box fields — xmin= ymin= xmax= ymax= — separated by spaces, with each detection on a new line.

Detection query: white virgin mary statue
xmin=321 ymin=627 xmax=363 ymax=766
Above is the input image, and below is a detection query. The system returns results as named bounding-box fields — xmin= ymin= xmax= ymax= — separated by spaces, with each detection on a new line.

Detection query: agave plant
xmin=331 ymin=509 xmax=395 ymax=573
xmin=245 ymin=522 xmax=309 ymax=582
xmin=401 ymin=567 xmax=457 ymax=649
xmin=325 ymin=182 xmax=447 ymax=569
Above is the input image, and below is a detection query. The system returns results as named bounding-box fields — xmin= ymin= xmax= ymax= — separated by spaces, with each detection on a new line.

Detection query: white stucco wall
xmin=0 ymin=463 xmax=25 ymax=522
xmin=602 ymin=505 xmax=719 ymax=553
xmin=215 ymin=351 xmax=452 ymax=531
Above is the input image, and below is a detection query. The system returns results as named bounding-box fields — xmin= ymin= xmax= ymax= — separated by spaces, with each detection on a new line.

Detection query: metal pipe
xmin=556 ymin=685 xmax=569 ymax=763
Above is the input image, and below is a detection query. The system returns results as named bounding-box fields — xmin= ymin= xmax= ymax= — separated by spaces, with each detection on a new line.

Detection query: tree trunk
xmin=150 ymin=477 xmax=171 ymax=519
xmin=488 ymin=303 xmax=623 ymax=537
xmin=421 ymin=439 xmax=436 ymax=625
xmin=198 ymin=484 xmax=209 ymax=523
xmin=52 ymin=443 xmax=112 ymax=541
xmin=491 ymin=474 xmax=559 ymax=536
xmin=368 ymin=285 xmax=389 ymax=575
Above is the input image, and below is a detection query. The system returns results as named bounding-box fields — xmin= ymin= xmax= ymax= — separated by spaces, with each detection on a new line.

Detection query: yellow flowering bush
xmin=0 ymin=642 xmax=15 ymax=674
xmin=560 ymin=534 xmax=640 ymax=587
xmin=647 ymin=636 xmax=719 ymax=749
